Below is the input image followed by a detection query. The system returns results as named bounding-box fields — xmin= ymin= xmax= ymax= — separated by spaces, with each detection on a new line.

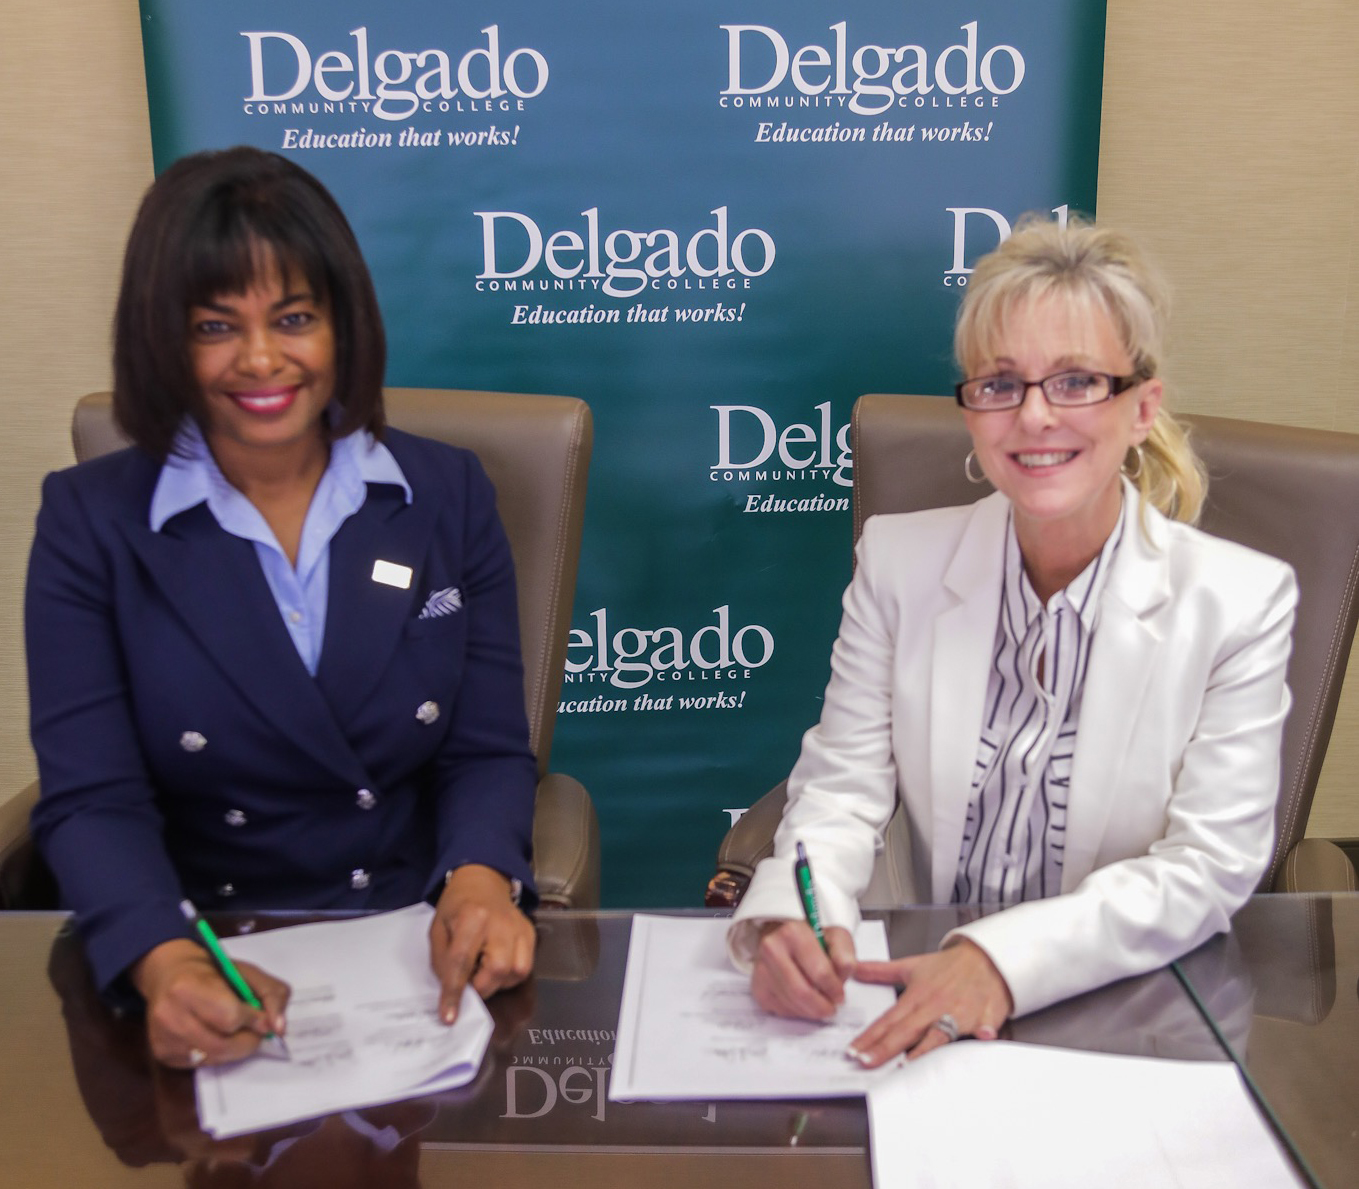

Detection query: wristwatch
xmin=444 ymin=868 xmax=524 ymax=906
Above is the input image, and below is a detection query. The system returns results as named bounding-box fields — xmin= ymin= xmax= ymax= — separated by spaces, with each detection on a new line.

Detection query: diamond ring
xmin=930 ymin=1013 xmax=960 ymax=1043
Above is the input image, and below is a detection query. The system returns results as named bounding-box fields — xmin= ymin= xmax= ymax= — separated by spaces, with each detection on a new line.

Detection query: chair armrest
xmin=0 ymin=781 xmax=59 ymax=910
xmin=1232 ymin=896 xmax=1337 ymax=1023
xmin=531 ymin=772 xmax=600 ymax=910
xmin=705 ymin=781 xmax=788 ymax=908
xmin=4 ymin=773 xmax=606 ymax=912
xmin=1274 ymin=837 xmax=1358 ymax=893
xmin=0 ymin=781 xmax=37 ymax=860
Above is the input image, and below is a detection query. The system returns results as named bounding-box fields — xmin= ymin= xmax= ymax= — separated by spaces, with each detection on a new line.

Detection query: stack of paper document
xmin=866 ymin=1041 xmax=1302 ymax=1188
xmin=611 ymin=914 xmax=900 ymax=1100
xmin=195 ymin=904 xmax=492 ymax=1138
xmin=609 ymin=916 xmax=1301 ymax=1188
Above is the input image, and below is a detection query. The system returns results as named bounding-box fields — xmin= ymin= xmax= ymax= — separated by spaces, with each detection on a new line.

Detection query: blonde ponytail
xmin=1135 ymin=408 xmax=1206 ymax=524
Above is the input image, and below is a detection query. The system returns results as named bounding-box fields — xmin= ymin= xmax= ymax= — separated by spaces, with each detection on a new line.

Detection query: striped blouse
xmin=952 ymin=500 xmax=1129 ymax=905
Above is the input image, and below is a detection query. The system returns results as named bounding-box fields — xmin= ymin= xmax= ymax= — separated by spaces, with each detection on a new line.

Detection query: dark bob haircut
xmin=113 ymin=146 xmax=386 ymax=461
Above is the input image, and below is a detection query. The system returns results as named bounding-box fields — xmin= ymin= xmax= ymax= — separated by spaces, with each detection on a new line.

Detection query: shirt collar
xmin=1002 ymin=488 xmax=1131 ymax=634
xmin=149 ymin=417 xmax=411 ymax=532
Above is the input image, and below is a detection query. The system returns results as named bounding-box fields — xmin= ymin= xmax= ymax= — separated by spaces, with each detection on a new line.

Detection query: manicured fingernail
xmin=442 ymin=1005 xmax=456 ymax=1024
xmin=844 ymin=1045 xmax=861 ymax=1061
xmin=976 ymin=1026 xmax=998 ymax=1041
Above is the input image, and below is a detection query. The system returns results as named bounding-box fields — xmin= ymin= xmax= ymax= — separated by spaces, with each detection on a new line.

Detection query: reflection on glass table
xmin=0 ymin=904 xmax=1323 ymax=1188
xmin=1174 ymin=894 xmax=1359 ymax=1189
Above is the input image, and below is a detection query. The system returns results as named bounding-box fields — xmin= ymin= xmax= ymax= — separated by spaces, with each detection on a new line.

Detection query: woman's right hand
xmin=131 ymin=939 xmax=290 ymax=1068
xmin=750 ymin=921 xmax=857 ymax=1019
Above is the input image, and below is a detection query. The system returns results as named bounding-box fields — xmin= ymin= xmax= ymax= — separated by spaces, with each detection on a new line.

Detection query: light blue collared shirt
xmin=149 ymin=420 xmax=412 ymax=675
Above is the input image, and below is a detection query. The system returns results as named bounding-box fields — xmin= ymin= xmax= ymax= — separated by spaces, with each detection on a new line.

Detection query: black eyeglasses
xmin=954 ymin=370 xmax=1146 ymax=412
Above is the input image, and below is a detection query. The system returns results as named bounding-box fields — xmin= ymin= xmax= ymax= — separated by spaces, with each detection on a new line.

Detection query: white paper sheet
xmin=867 ymin=1040 xmax=1302 ymax=1189
xmin=195 ymin=904 xmax=492 ymax=1138
xmin=609 ymin=914 xmax=900 ymax=1101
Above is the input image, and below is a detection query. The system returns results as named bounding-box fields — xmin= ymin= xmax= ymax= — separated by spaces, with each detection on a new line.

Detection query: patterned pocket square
xmin=417 ymin=586 xmax=463 ymax=619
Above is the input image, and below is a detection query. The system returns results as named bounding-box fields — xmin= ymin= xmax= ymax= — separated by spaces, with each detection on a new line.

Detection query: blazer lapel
xmin=315 ymin=487 xmax=439 ymax=726
xmin=1062 ymin=500 xmax=1173 ymax=889
xmin=928 ymin=494 xmax=1009 ymax=902
xmin=121 ymin=506 xmax=366 ymax=784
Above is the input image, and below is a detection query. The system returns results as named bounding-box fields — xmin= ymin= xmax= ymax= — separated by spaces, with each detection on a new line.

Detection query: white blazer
xmin=733 ymin=485 xmax=1297 ymax=1016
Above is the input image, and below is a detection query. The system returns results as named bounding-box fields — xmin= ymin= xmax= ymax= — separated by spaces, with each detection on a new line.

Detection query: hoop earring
xmin=964 ymin=449 xmax=987 ymax=485
xmin=1123 ymin=445 xmax=1144 ymax=480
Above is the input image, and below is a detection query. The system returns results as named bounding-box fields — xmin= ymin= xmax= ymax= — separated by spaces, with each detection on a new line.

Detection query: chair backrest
xmin=852 ymin=393 xmax=1359 ymax=891
xmin=73 ymin=388 xmax=592 ymax=778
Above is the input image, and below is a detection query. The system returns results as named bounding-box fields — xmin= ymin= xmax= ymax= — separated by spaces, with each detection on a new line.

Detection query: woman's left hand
xmin=848 ymin=938 xmax=1013 ymax=1067
xmin=429 ymin=865 xmax=535 ymax=1025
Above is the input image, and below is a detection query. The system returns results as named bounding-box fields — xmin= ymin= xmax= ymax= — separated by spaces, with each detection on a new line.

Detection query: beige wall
xmin=1099 ymin=0 xmax=1359 ymax=837
xmin=0 ymin=8 xmax=155 ymax=809
xmin=2 ymin=3 xmax=1357 ymax=840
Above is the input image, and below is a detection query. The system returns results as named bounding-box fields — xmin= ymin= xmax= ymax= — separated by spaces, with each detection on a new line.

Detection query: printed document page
xmin=196 ymin=904 xmax=492 ymax=1138
xmin=610 ymin=914 xmax=899 ymax=1101
xmin=867 ymin=1040 xmax=1301 ymax=1188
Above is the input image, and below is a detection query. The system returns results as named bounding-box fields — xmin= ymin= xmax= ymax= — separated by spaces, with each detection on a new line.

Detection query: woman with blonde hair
xmin=731 ymin=217 xmax=1296 ymax=1064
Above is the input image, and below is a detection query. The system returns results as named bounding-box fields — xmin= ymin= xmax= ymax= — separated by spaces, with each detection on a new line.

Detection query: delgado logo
xmin=474 ymin=207 xmax=776 ymax=299
xmin=564 ymin=606 xmax=774 ymax=690
xmin=943 ymin=204 xmax=1069 ymax=285
xmin=712 ymin=402 xmax=852 ymax=489
xmin=720 ymin=21 xmax=1024 ymax=116
xmin=241 ymin=25 xmax=548 ymax=120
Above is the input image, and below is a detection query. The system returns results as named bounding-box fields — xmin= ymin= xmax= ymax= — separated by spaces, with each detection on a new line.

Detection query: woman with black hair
xmin=26 ymin=147 xmax=537 ymax=1068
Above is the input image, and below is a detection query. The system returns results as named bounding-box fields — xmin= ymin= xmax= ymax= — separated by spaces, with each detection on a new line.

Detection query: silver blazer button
xmin=356 ymin=788 xmax=377 ymax=810
xmin=216 ymin=883 xmax=236 ymax=898
xmin=179 ymin=731 xmax=207 ymax=752
xmin=416 ymin=700 xmax=441 ymax=725
xmin=350 ymin=869 xmax=371 ymax=890
xmin=224 ymin=809 xmax=247 ymax=827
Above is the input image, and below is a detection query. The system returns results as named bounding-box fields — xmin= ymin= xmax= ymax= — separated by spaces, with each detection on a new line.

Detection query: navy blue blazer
xmin=26 ymin=428 xmax=537 ymax=992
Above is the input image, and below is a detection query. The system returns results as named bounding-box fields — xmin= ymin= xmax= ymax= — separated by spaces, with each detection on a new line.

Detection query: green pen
xmin=793 ymin=841 xmax=828 ymax=953
xmin=180 ymin=899 xmax=289 ymax=1059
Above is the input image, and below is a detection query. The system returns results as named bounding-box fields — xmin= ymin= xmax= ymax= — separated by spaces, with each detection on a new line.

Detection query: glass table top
xmin=2 ymin=900 xmax=1349 ymax=1187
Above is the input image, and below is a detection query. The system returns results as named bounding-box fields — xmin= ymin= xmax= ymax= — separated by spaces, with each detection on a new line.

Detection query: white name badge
xmin=371 ymin=559 xmax=413 ymax=589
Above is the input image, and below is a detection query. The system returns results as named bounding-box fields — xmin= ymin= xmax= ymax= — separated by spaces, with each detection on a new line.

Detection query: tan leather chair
xmin=708 ymin=392 xmax=1359 ymax=907
xmin=1 ymin=388 xmax=599 ymax=909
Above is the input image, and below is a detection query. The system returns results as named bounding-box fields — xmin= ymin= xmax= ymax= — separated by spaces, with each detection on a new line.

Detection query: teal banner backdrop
xmin=139 ymin=1 xmax=1108 ymax=905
